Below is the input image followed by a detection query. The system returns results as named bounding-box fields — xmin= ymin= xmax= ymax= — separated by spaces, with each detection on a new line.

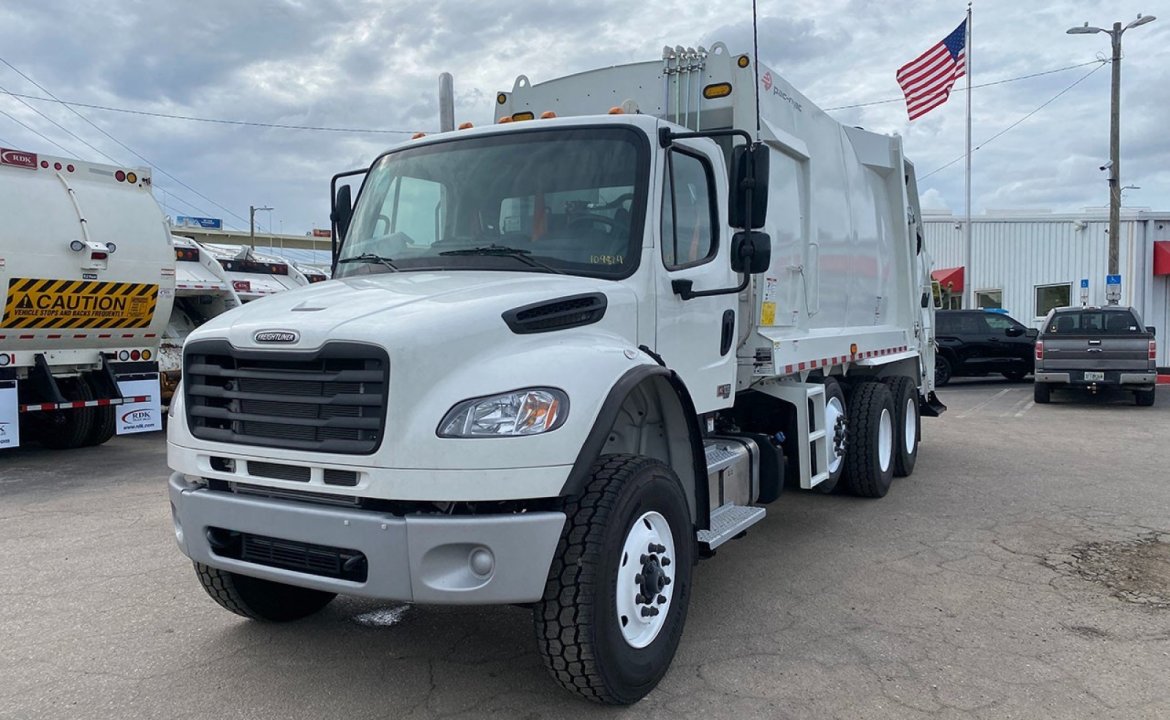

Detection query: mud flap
xmin=115 ymin=374 xmax=163 ymax=435
xmin=0 ymin=379 xmax=19 ymax=449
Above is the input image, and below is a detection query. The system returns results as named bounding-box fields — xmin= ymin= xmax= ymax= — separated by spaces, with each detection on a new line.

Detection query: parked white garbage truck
xmin=1 ymin=148 xmax=171 ymax=450
xmin=166 ymin=43 xmax=943 ymax=704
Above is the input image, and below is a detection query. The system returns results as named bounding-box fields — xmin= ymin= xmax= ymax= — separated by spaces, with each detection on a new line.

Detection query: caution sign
xmin=2 ymin=278 xmax=158 ymax=329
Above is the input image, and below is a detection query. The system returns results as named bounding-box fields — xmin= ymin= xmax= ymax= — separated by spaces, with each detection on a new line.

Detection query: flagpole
xmin=964 ymin=2 xmax=973 ymax=310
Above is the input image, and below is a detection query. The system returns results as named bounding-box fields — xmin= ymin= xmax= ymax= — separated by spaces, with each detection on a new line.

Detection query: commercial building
xmin=923 ymin=210 xmax=1170 ymax=365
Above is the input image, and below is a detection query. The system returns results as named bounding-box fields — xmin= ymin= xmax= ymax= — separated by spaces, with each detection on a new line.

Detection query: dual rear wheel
xmin=815 ymin=376 xmax=919 ymax=498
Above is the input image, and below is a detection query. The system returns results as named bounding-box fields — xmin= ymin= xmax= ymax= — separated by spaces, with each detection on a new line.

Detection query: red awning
xmin=931 ymin=266 xmax=964 ymax=293
xmin=1154 ymin=241 xmax=1170 ymax=276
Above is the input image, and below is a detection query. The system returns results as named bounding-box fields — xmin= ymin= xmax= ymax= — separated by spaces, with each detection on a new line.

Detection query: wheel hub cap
xmin=616 ymin=511 xmax=675 ymax=648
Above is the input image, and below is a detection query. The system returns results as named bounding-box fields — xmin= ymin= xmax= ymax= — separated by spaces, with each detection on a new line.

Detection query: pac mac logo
xmin=1 ymin=148 xmax=38 ymax=169
xmin=254 ymin=329 xmax=299 ymax=344
xmin=761 ymin=71 xmax=773 ymax=92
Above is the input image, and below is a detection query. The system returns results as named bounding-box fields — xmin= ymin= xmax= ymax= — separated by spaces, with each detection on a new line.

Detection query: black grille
xmin=207 ymin=527 xmax=367 ymax=582
xmin=502 ymin=293 xmax=607 ymax=334
xmin=323 ymin=468 xmax=359 ymax=486
xmin=185 ymin=341 xmax=388 ymax=454
xmin=248 ymin=461 xmax=311 ymax=482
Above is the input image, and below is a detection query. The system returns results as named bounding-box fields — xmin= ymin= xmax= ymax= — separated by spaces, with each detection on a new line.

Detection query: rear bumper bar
xmin=1035 ymin=370 xmax=1156 ymax=387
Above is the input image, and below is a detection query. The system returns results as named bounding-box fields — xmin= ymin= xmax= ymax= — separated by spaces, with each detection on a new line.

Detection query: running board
xmin=698 ymin=503 xmax=766 ymax=550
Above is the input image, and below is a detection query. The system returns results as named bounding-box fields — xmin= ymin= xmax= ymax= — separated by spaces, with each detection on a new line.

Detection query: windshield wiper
xmin=337 ymin=253 xmax=399 ymax=272
xmin=438 ymin=245 xmax=565 ymax=274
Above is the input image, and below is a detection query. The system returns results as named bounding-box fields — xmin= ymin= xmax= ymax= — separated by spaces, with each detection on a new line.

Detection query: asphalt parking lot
xmin=2 ymin=380 xmax=1168 ymax=719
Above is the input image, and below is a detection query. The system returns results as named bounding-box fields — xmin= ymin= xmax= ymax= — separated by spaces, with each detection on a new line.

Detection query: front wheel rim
xmin=903 ymin=397 xmax=917 ymax=454
xmin=878 ymin=408 xmax=894 ymax=473
xmin=615 ymin=511 xmax=676 ymax=649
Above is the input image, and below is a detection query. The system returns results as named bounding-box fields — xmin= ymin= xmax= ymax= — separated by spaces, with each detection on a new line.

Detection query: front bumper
xmin=1035 ymin=370 xmax=1156 ymax=388
xmin=168 ymin=473 xmax=565 ymax=604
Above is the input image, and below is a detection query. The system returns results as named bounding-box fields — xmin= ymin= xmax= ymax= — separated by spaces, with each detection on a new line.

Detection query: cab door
xmin=653 ymin=139 xmax=738 ymax=414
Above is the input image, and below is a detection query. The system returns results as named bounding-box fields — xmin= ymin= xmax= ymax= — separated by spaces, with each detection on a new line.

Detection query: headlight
xmin=438 ymin=388 xmax=568 ymax=438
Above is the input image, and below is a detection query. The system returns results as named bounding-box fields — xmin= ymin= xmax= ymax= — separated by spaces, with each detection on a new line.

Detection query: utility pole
xmin=249 ymin=205 xmax=273 ymax=248
xmin=1067 ymin=13 xmax=1156 ymax=304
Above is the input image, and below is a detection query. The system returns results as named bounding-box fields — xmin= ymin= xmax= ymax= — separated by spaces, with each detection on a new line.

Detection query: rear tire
xmin=1135 ymin=388 xmax=1156 ymax=407
xmin=534 ymin=454 xmax=693 ymax=705
xmin=843 ymin=382 xmax=896 ymax=498
xmin=935 ymin=356 xmax=953 ymax=387
xmin=812 ymin=377 xmax=847 ymax=494
xmin=1033 ymin=382 xmax=1051 ymax=404
xmin=82 ymin=377 xmax=117 ymax=447
xmin=194 ymin=563 xmax=336 ymax=622
xmin=882 ymin=376 xmax=919 ymax=478
xmin=34 ymin=377 xmax=94 ymax=449
xmin=1002 ymin=369 xmax=1029 ymax=382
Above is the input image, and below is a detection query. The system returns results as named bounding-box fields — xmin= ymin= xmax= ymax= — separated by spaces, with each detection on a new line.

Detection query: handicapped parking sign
xmin=1106 ymin=274 xmax=1121 ymax=286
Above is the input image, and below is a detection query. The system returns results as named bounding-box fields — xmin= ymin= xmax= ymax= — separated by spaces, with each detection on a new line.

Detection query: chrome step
xmin=697 ymin=503 xmax=766 ymax=549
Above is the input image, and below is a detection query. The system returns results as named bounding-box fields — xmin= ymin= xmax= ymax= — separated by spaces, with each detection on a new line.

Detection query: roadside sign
xmin=1080 ymin=279 xmax=1089 ymax=289
xmin=176 ymin=216 xmax=223 ymax=229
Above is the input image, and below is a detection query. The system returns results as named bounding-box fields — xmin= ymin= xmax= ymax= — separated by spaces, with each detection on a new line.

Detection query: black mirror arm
xmin=672 ymin=273 xmax=751 ymax=301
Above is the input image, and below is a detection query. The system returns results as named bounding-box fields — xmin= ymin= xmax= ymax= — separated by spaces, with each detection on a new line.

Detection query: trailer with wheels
xmin=165 ymin=42 xmax=942 ymax=704
xmin=1 ymin=148 xmax=172 ymax=450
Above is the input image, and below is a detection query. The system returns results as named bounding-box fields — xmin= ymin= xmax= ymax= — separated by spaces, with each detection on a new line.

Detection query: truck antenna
xmin=751 ymin=0 xmax=761 ymax=140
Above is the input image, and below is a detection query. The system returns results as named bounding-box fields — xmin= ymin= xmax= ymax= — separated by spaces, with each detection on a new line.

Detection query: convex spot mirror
xmin=731 ymin=231 xmax=771 ymax=274
xmin=729 ymin=144 xmax=769 ymax=230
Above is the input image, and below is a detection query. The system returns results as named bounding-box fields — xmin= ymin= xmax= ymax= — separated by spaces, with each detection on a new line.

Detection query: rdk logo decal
xmin=254 ymin=330 xmax=299 ymax=344
xmin=121 ymin=409 xmax=154 ymax=424
xmin=761 ymin=71 xmax=773 ymax=92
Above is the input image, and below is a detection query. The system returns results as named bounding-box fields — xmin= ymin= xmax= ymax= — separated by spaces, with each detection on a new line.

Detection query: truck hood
xmin=187 ymin=270 xmax=639 ymax=350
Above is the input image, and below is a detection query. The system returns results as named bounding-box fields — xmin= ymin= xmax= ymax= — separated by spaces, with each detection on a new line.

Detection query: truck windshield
xmin=337 ymin=127 xmax=648 ymax=279
xmin=1045 ymin=310 xmax=1143 ymax=335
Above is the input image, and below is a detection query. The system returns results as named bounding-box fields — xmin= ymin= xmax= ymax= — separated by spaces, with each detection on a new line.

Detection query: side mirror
xmin=332 ymin=184 xmax=353 ymax=244
xmin=1025 ymin=328 xmax=1039 ymax=339
xmin=728 ymin=144 xmax=769 ymax=230
xmin=1005 ymin=326 xmax=1024 ymax=337
xmin=1146 ymin=326 xmax=1156 ymax=335
xmin=731 ymin=231 xmax=771 ymax=274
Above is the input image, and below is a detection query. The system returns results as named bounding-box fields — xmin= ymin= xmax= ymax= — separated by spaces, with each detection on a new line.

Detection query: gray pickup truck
xmin=1034 ymin=306 xmax=1157 ymax=406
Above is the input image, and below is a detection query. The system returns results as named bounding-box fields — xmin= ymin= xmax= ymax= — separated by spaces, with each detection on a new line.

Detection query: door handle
xmin=1087 ymin=347 xmax=1103 ymax=352
xmin=720 ymin=310 xmax=735 ymax=356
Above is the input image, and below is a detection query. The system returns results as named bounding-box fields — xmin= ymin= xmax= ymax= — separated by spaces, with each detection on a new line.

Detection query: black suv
xmin=935 ymin=310 xmax=1038 ymax=386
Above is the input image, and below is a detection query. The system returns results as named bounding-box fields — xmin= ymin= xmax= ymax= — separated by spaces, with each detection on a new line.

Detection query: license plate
xmin=1084 ymin=371 xmax=1105 ymax=381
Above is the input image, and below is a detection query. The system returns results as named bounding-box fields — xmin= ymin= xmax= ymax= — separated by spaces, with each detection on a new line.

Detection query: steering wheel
xmin=568 ymin=214 xmax=623 ymax=235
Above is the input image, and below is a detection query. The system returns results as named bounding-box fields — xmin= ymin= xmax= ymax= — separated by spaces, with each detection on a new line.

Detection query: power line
xmin=0 ymin=103 xmax=78 ymax=156
xmin=0 ymin=57 xmax=249 ymax=228
xmin=0 ymin=80 xmax=121 ymax=164
xmin=920 ymin=60 xmax=1108 ymax=180
xmin=0 ymin=87 xmax=426 ymax=135
xmin=824 ymin=59 xmax=1107 ymax=112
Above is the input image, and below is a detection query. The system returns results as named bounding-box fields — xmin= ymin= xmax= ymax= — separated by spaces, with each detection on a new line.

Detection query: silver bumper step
xmin=697 ymin=503 xmax=766 ymax=549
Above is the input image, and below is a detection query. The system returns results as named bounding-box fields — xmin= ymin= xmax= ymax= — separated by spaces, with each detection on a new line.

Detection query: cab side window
xmin=662 ymin=150 xmax=717 ymax=269
xmin=983 ymin=314 xmax=1015 ymax=331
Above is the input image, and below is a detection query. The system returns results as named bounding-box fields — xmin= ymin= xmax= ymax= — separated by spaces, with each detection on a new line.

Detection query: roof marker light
xmin=126 ymin=171 xmax=138 ymax=184
xmin=540 ymin=111 xmax=557 ymax=119
xmin=458 ymin=122 xmax=474 ymax=130
xmin=511 ymin=111 xmax=535 ymax=121
xmin=607 ymin=106 xmax=624 ymax=115
xmin=737 ymin=55 xmax=751 ymax=68
xmin=411 ymin=132 xmax=427 ymax=139
xmin=115 ymin=170 xmax=126 ymax=182
xmin=497 ymin=116 xmax=513 ymax=123
xmin=54 ymin=162 xmax=62 ymax=170
xmin=496 ymin=93 xmax=508 ymax=105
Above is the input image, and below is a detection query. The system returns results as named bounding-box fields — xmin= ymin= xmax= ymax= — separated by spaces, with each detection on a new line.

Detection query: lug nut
xmin=657 ymin=594 xmax=667 ymax=604
xmin=641 ymin=607 xmax=654 ymax=617
xmin=635 ymin=573 xmax=643 ymax=584
xmin=663 ymin=576 xmax=672 ymax=585
xmin=640 ymin=554 xmax=649 ymax=564
xmin=661 ymin=557 xmax=671 ymax=566
xmin=635 ymin=593 xmax=646 ymax=605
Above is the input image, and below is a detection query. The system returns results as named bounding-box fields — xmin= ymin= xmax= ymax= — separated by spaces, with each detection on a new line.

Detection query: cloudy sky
xmin=1 ymin=0 xmax=1166 ymax=235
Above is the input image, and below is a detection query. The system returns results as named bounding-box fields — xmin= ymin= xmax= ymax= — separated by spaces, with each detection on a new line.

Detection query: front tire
xmin=534 ymin=454 xmax=694 ymax=705
xmin=194 ymin=563 xmax=336 ymax=622
xmin=935 ymin=356 xmax=953 ymax=387
xmin=843 ymin=382 xmax=896 ymax=498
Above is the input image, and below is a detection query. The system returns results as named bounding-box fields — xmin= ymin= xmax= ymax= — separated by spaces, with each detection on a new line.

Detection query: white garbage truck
xmin=166 ymin=43 xmax=943 ymax=704
xmin=1 ymin=148 xmax=172 ymax=450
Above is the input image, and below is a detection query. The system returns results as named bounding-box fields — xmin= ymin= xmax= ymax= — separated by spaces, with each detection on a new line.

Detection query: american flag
xmin=897 ymin=20 xmax=968 ymax=121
